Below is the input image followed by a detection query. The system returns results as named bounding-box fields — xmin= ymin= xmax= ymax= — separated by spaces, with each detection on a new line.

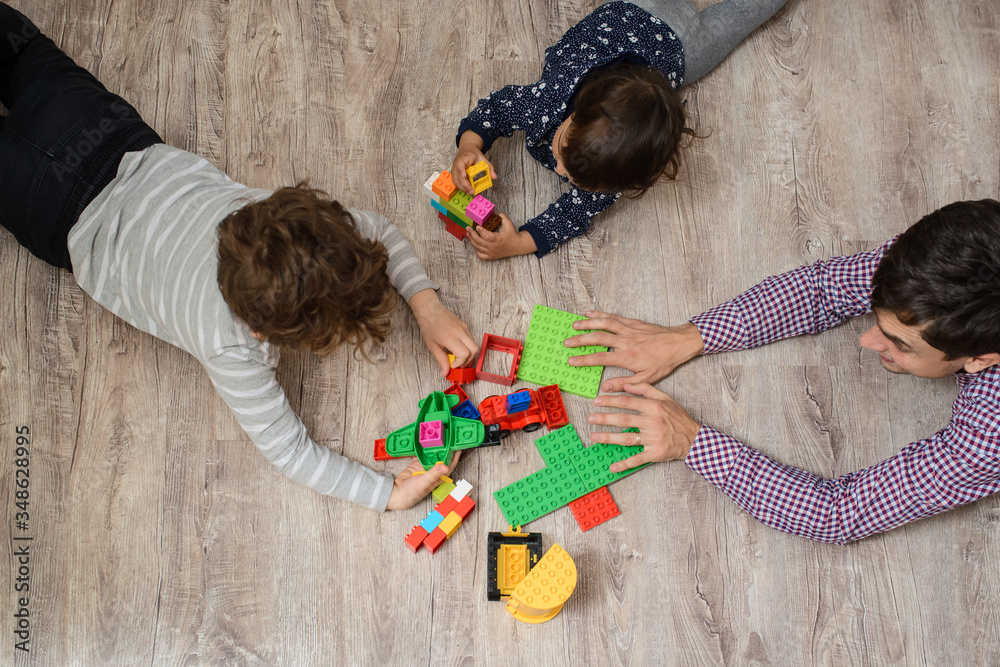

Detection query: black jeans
xmin=0 ymin=4 xmax=161 ymax=271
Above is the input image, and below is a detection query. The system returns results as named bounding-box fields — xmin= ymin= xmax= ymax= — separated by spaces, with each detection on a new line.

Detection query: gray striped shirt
xmin=69 ymin=144 xmax=438 ymax=510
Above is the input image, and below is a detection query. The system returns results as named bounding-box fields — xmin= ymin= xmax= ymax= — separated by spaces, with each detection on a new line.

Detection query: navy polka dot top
xmin=456 ymin=1 xmax=684 ymax=256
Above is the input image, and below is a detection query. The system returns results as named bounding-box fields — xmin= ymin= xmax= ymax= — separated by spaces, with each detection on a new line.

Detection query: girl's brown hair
xmin=217 ymin=184 xmax=397 ymax=354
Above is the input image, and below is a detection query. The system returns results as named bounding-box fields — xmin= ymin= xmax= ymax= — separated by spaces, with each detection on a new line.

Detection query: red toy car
xmin=478 ymin=384 xmax=568 ymax=439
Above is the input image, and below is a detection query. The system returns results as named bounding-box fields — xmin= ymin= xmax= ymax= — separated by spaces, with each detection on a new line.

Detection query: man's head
xmin=863 ymin=199 xmax=1000 ymax=377
xmin=554 ymin=63 xmax=691 ymax=195
xmin=217 ymin=184 xmax=397 ymax=354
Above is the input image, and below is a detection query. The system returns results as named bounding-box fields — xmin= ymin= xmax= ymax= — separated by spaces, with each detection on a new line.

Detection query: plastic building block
xmin=506 ymin=390 xmax=531 ymax=413
xmin=453 ymin=495 xmax=476 ymax=520
xmin=423 ymin=527 xmax=448 ymax=554
xmin=435 ymin=494 xmax=459 ymax=517
xmin=568 ymin=486 xmax=620 ymax=532
xmin=466 ymin=195 xmax=495 ymax=225
xmin=505 ymin=544 xmax=577 ymax=623
xmin=442 ymin=189 xmax=474 ymax=226
xmin=516 ymin=305 xmax=607 ymax=398
xmin=479 ymin=387 xmax=554 ymax=436
xmin=451 ymin=399 xmax=481 ymax=420
xmin=430 ymin=198 xmax=469 ymax=228
xmin=419 ymin=420 xmax=444 ymax=448
xmin=493 ymin=425 xmax=649 ymax=527
xmin=487 ymin=528 xmax=543 ymax=601
xmin=422 ymin=172 xmax=441 ymax=201
xmin=466 ymin=160 xmax=493 ymax=195
xmin=419 ymin=510 xmax=445 ymax=533
xmin=483 ymin=212 xmax=503 ymax=233
xmin=445 ymin=218 xmax=467 ymax=241
xmin=373 ymin=438 xmax=395 ymax=461
xmin=537 ymin=384 xmax=568 ymax=429
xmin=446 ymin=366 xmax=477 ymax=385
xmin=439 ymin=512 xmax=463 ymax=538
xmin=481 ymin=423 xmax=504 ymax=447
xmin=451 ymin=479 xmax=473 ymax=501
xmin=385 ymin=391 xmax=485 ymax=470
xmin=432 ymin=481 xmax=457 ymax=503
xmin=443 ymin=383 xmax=470 ymax=404
xmin=432 ymin=171 xmax=458 ymax=200
xmin=475 ymin=333 xmax=524 ymax=385
xmin=404 ymin=525 xmax=429 ymax=552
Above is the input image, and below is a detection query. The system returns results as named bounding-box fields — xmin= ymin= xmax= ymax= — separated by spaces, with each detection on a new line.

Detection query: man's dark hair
xmin=562 ymin=63 xmax=693 ymax=195
xmin=871 ymin=199 xmax=1000 ymax=359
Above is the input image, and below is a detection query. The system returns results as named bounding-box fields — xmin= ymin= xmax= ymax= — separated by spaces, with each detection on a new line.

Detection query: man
xmin=565 ymin=199 xmax=1000 ymax=544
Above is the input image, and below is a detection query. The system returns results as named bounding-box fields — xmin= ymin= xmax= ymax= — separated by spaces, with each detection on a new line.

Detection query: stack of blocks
xmin=405 ymin=478 xmax=477 ymax=554
xmin=421 ymin=163 xmax=502 ymax=242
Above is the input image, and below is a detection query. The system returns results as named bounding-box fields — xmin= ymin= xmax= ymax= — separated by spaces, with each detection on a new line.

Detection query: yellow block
xmin=438 ymin=511 xmax=463 ymax=538
xmin=505 ymin=544 xmax=576 ymax=624
xmin=466 ymin=160 xmax=493 ymax=195
xmin=498 ymin=544 xmax=529 ymax=598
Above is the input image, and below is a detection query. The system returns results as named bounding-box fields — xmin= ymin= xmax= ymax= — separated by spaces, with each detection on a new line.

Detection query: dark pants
xmin=0 ymin=3 xmax=161 ymax=271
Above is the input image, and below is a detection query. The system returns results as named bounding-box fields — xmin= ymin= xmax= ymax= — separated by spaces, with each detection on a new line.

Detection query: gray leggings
xmin=607 ymin=0 xmax=790 ymax=84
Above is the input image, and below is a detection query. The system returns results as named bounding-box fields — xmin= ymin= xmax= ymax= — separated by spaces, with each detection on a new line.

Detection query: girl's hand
xmin=386 ymin=454 xmax=461 ymax=510
xmin=587 ymin=384 xmax=700 ymax=473
xmin=408 ymin=289 xmax=479 ymax=376
xmin=452 ymin=131 xmax=497 ymax=194
xmin=565 ymin=313 xmax=704 ymax=392
xmin=467 ymin=213 xmax=537 ymax=260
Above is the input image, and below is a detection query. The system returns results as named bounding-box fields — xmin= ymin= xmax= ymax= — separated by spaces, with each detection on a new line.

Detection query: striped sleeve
xmin=348 ymin=208 xmax=439 ymax=301
xmin=203 ymin=351 xmax=394 ymax=511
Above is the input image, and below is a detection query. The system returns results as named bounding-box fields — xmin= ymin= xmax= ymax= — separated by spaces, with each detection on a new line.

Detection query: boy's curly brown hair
xmin=217 ymin=184 xmax=397 ymax=354
xmin=563 ymin=63 xmax=694 ymax=195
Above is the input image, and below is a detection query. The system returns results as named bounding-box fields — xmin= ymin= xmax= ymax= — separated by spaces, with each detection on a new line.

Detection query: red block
xmin=453 ymin=495 xmax=476 ymax=520
xmin=474 ymin=333 xmax=523 ymax=385
xmin=404 ymin=525 xmax=429 ymax=552
xmin=568 ymin=486 xmax=620 ymax=532
xmin=445 ymin=218 xmax=468 ymax=241
xmin=538 ymin=384 xmax=569 ymax=429
xmin=373 ymin=438 xmax=392 ymax=461
xmin=443 ymin=383 xmax=469 ymax=403
xmin=423 ymin=527 xmax=448 ymax=554
xmin=435 ymin=495 xmax=459 ymax=517
xmin=447 ymin=366 xmax=477 ymax=384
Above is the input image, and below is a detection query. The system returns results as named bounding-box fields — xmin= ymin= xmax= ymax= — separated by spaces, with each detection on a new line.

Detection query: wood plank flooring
xmin=1 ymin=0 xmax=998 ymax=664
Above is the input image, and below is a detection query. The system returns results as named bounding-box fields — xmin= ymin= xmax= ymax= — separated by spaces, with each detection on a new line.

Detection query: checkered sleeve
xmin=685 ymin=417 xmax=1000 ymax=543
xmin=691 ymin=239 xmax=898 ymax=354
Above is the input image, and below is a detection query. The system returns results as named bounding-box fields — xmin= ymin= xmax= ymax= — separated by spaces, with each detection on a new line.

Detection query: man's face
xmin=858 ymin=309 xmax=967 ymax=378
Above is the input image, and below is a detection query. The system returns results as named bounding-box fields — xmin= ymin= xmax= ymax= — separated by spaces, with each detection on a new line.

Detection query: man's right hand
xmin=565 ymin=312 xmax=705 ymax=392
xmin=451 ymin=130 xmax=497 ymax=194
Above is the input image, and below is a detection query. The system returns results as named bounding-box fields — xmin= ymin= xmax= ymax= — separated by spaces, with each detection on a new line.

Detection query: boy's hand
xmin=452 ymin=130 xmax=497 ymax=194
xmin=408 ymin=289 xmax=479 ymax=376
xmin=587 ymin=384 xmax=700 ymax=473
xmin=468 ymin=213 xmax=537 ymax=260
xmin=565 ymin=313 xmax=704 ymax=392
xmin=386 ymin=454 xmax=461 ymax=510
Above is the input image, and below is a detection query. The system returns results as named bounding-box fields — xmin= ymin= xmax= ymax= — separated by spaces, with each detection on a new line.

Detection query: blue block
xmin=419 ymin=510 xmax=445 ymax=533
xmin=506 ymin=390 xmax=531 ymax=413
xmin=452 ymin=400 xmax=481 ymax=421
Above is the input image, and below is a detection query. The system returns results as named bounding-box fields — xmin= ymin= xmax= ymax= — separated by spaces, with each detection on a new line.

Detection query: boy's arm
xmin=204 ymin=353 xmax=395 ymax=510
xmin=349 ymin=208 xmax=439 ymax=300
xmin=686 ymin=419 xmax=1000 ymax=544
xmin=692 ymin=238 xmax=898 ymax=354
xmin=520 ymin=188 xmax=619 ymax=257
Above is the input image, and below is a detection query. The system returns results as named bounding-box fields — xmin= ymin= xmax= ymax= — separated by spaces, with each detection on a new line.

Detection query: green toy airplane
xmin=385 ymin=391 xmax=485 ymax=470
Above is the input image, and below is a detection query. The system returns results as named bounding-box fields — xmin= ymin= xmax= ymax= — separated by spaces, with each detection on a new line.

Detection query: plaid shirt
xmin=687 ymin=238 xmax=1000 ymax=543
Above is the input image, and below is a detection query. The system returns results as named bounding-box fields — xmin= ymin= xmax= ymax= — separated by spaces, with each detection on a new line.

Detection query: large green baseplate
xmin=493 ymin=425 xmax=649 ymax=526
xmin=516 ymin=305 xmax=606 ymax=398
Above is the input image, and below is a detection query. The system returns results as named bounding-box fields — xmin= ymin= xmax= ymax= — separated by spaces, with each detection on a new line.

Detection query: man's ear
xmin=964 ymin=353 xmax=1000 ymax=374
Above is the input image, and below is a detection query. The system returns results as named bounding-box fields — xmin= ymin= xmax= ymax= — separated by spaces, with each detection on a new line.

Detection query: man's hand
xmin=565 ymin=312 xmax=705 ymax=392
xmin=408 ymin=289 xmax=479 ymax=376
xmin=588 ymin=384 xmax=701 ymax=473
xmin=467 ymin=213 xmax=537 ymax=260
xmin=386 ymin=454 xmax=461 ymax=510
xmin=451 ymin=131 xmax=497 ymax=194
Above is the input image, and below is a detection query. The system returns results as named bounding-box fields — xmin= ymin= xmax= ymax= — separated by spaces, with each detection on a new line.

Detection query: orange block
xmin=432 ymin=171 xmax=458 ymax=200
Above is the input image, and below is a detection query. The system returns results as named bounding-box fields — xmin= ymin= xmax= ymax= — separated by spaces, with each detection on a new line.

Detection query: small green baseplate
xmin=516 ymin=305 xmax=606 ymax=398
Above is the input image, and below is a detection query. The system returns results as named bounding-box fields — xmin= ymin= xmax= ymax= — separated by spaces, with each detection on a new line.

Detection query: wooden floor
xmin=2 ymin=0 xmax=999 ymax=664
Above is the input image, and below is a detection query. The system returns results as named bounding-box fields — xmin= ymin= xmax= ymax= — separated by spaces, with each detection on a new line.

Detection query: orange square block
xmin=432 ymin=171 xmax=458 ymax=200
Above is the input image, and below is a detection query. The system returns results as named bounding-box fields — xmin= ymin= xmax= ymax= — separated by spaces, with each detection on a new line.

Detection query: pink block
xmin=418 ymin=420 xmax=444 ymax=448
xmin=466 ymin=195 xmax=495 ymax=226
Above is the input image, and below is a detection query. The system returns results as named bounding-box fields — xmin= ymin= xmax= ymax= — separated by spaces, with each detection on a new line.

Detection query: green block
xmin=516 ymin=305 xmax=606 ymax=398
xmin=432 ymin=481 xmax=457 ymax=503
xmin=442 ymin=190 xmax=474 ymax=226
xmin=492 ymin=425 xmax=645 ymax=527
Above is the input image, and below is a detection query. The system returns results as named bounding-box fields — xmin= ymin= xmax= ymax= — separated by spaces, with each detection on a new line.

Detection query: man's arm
xmin=686 ymin=419 xmax=1000 ymax=544
xmin=692 ymin=239 xmax=896 ymax=354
